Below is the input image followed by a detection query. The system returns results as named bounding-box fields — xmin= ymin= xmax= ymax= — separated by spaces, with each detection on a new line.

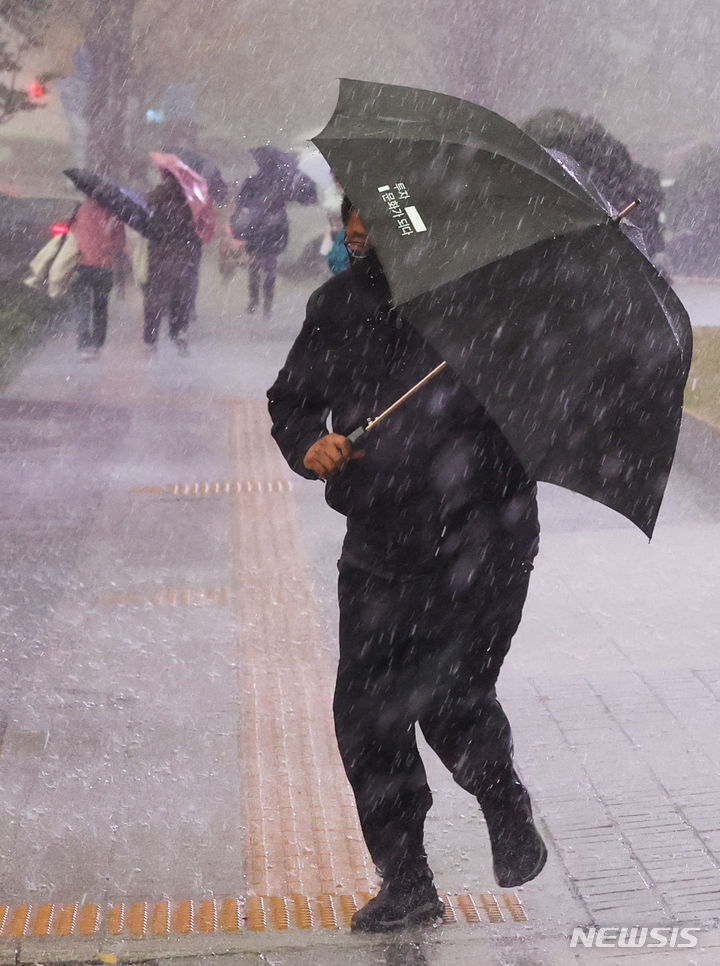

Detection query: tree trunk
xmin=85 ymin=0 xmax=135 ymax=178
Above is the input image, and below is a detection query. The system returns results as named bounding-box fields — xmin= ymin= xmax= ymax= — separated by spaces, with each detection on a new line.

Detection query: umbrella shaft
xmin=365 ymin=361 xmax=447 ymax=433
xmin=614 ymin=199 xmax=640 ymax=222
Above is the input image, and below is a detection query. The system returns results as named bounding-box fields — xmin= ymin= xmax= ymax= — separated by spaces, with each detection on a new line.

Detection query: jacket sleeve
xmin=267 ymin=293 xmax=331 ymax=480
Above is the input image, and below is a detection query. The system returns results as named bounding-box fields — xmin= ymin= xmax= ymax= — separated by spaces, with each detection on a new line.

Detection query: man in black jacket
xmin=267 ymin=199 xmax=546 ymax=933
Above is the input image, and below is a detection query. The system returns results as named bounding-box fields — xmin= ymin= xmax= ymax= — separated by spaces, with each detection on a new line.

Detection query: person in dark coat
xmin=143 ymin=170 xmax=201 ymax=353
xmin=231 ymin=171 xmax=289 ymax=317
xmin=267 ymin=198 xmax=547 ymax=933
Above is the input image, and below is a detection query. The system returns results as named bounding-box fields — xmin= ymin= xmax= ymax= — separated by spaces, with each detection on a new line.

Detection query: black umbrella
xmin=312 ymin=79 xmax=692 ymax=538
xmin=63 ymin=168 xmax=151 ymax=237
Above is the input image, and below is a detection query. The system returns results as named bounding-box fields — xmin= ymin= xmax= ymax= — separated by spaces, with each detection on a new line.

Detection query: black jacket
xmin=231 ymin=174 xmax=289 ymax=255
xmin=267 ymin=256 xmax=538 ymax=574
xmin=146 ymin=177 xmax=201 ymax=273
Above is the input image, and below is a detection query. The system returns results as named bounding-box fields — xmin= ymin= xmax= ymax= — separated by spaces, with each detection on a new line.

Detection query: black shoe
xmin=351 ymin=866 xmax=444 ymax=933
xmin=483 ymin=780 xmax=547 ymax=888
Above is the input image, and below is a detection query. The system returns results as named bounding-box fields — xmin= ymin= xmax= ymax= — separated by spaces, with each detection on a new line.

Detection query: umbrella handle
xmin=347 ymin=424 xmax=368 ymax=445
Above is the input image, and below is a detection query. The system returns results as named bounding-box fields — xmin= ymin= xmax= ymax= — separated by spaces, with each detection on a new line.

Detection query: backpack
xmin=230 ymin=204 xmax=259 ymax=241
xmin=230 ymin=202 xmax=289 ymax=254
xmin=24 ymin=205 xmax=81 ymax=298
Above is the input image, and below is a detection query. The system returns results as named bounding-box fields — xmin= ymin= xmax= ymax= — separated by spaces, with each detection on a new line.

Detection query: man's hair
xmin=341 ymin=194 xmax=357 ymax=226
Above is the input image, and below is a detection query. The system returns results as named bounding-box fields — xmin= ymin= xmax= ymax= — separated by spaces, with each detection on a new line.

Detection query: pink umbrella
xmin=149 ymin=151 xmax=216 ymax=243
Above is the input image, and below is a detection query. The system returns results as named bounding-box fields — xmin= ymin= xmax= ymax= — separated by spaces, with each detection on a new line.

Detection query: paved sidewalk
xmin=672 ymin=278 xmax=720 ymax=328
xmin=1 ymin=267 xmax=720 ymax=965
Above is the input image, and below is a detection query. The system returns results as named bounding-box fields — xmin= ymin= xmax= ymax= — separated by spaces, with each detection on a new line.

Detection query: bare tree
xmin=0 ymin=0 xmax=51 ymax=125
xmin=0 ymin=0 xmax=48 ymax=39
xmin=83 ymin=0 xmax=136 ymax=177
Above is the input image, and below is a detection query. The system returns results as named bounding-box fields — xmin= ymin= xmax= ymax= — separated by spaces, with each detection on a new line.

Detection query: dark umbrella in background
xmin=63 ymin=168 xmax=151 ymax=237
xmin=250 ymin=145 xmax=317 ymax=205
xmin=312 ymin=79 xmax=693 ymax=538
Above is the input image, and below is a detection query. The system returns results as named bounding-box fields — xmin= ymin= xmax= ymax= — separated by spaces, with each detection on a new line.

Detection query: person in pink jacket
xmin=70 ymin=199 xmax=125 ymax=359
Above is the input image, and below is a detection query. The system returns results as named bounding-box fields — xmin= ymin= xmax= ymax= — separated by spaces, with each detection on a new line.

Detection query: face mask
xmin=344 ymin=240 xmax=371 ymax=262
xmin=350 ymin=248 xmax=387 ymax=289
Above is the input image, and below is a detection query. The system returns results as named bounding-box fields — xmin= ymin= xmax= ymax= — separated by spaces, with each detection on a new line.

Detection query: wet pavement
xmin=1 ymin=261 xmax=720 ymax=964
xmin=672 ymin=277 xmax=720 ymax=328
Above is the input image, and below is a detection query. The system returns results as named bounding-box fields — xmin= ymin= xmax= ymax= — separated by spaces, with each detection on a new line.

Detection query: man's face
xmin=344 ymin=211 xmax=372 ymax=259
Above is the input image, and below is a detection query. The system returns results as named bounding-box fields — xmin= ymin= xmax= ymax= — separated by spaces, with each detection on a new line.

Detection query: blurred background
xmin=2 ymin=0 xmax=720 ymax=407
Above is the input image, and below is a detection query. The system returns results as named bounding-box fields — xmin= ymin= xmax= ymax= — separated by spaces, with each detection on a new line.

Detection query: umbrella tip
xmin=613 ymin=198 xmax=641 ymax=223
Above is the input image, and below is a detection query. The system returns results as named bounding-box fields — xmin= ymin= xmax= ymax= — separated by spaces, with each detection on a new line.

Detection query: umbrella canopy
xmin=295 ymin=145 xmax=336 ymax=190
xmin=149 ymin=151 xmax=215 ymax=243
xmin=63 ymin=168 xmax=150 ymax=237
xmin=171 ymin=148 xmax=228 ymax=203
xmin=312 ymin=79 xmax=693 ymax=538
xmin=250 ymin=145 xmax=317 ymax=205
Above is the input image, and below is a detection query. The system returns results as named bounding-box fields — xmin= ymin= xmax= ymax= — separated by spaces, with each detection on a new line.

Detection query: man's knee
xmin=420 ymin=685 xmax=514 ymax=790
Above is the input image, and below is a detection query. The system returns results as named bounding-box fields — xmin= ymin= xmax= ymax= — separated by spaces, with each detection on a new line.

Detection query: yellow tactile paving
xmin=268 ymin=894 xmax=291 ymax=930
xmin=9 ymin=904 xmax=29 ymax=937
xmin=441 ymin=894 xmax=458 ymax=924
xmin=32 ymin=903 xmax=53 ymax=936
xmin=78 ymin=903 xmax=102 ymax=936
xmin=132 ymin=480 xmax=293 ymax=496
xmin=500 ymin=891 xmax=528 ymax=922
xmin=478 ymin=892 xmax=505 ymax=923
xmin=149 ymin=900 xmax=170 ymax=936
xmin=456 ymin=893 xmax=481 ymax=923
xmin=57 ymin=902 xmax=78 ymax=935
xmin=0 ymin=894 xmax=525 ymax=938
xmin=245 ymin=894 xmax=264 ymax=931
xmin=128 ymin=901 xmax=148 ymax=936
xmin=219 ymin=897 xmax=242 ymax=932
xmin=106 ymin=904 xmax=124 ymax=935
xmin=293 ymin=893 xmax=314 ymax=929
xmin=173 ymin=899 xmax=194 ymax=934
xmin=229 ymin=400 xmax=376 ymax=898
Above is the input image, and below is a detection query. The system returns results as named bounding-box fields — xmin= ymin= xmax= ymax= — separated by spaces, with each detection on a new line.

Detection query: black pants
xmin=247 ymin=250 xmax=277 ymax=313
xmin=143 ymin=256 xmax=200 ymax=344
xmin=334 ymin=537 xmax=536 ymax=876
xmin=72 ymin=265 xmax=113 ymax=349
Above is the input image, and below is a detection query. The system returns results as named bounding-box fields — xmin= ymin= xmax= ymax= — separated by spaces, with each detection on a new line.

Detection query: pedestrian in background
xmin=143 ymin=167 xmax=204 ymax=355
xmin=70 ymin=199 xmax=125 ymax=360
xmin=231 ymin=170 xmax=290 ymax=318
